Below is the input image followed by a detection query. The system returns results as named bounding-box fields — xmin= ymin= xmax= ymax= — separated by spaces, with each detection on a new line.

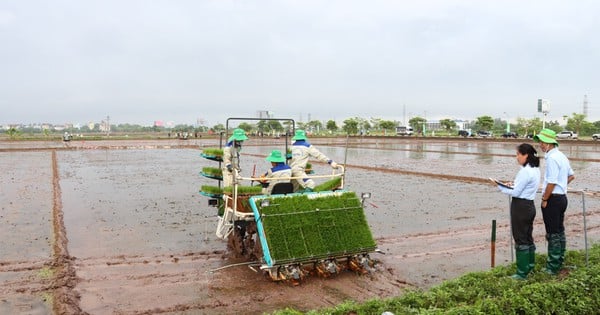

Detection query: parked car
xmin=593 ymin=133 xmax=599 ymax=141
xmin=501 ymin=132 xmax=518 ymax=138
xmin=477 ymin=130 xmax=492 ymax=138
xmin=556 ymin=131 xmax=578 ymax=139
xmin=458 ymin=130 xmax=471 ymax=137
xmin=396 ymin=126 xmax=414 ymax=136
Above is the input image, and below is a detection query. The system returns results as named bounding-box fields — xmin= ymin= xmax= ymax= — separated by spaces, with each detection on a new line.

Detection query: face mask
xmin=234 ymin=141 xmax=242 ymax=149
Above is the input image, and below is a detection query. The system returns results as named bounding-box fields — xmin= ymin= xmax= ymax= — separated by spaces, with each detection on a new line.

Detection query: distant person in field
xmin=289 ymin=129 xmax=339 ymax=192
xmin=493 ymin=143 xmax=540 ymax=280
xmin=534 ymin=128 xmax=575 ymax=275
xmin=259 ymin=150 xmax=292 ymax=195
xmin=222 ymin=128 xmax=248 ymax=186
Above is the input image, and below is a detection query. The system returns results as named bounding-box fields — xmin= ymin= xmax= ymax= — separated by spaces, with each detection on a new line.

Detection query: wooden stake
xmin=491 ymin=219 xmax=497 ymax=268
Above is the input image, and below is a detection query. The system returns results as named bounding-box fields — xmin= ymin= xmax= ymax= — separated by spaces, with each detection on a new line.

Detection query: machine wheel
xmin=227 ymin=224 xmax=246 ymax=258
xmin=227 ymin=222 xmax=262 ymax=259
xmin=243 ymin=223 xmax=262 ymax=260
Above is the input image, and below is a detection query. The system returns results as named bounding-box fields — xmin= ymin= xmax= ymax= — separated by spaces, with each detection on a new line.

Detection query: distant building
xmin=454 ymin=120 xmax=471 ymax=130
xmin=422 ymin=119 xmax=471 ymax=131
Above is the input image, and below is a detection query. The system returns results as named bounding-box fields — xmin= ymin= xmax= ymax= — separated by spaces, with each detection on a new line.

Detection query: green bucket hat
xmin=228 ymin=128 xmax=248 ymax=142
xmin=266 ymin=150 xmax=286 ymax=163
xmin=292 ymin=129 xmax=307 ymax=140
xmin=533 ymin=128 xmax=559 ymax=146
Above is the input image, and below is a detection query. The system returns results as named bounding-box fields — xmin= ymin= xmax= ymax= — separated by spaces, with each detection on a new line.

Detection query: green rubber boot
xmin=558 ymin=231 xmax=566 ymax=266
xmin=511 ymin=248 xmax=530 ymax=280
xmin=545 ymin=234 xmax=562 ymax=275
xmin=528 ymin=245 xmax=536 ymax=274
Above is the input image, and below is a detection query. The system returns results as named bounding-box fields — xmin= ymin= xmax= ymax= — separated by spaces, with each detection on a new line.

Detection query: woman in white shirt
xmin=496 ymin=143 xmax=540 ymax=280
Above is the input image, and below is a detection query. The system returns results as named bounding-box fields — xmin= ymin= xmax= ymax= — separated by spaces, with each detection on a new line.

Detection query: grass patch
xmin=271 ymin=244 xmax=600 ymax=315
xmin=37 ymin=266 xmax=54 ymax=279
xmin=41 ymin=292 xmax=54 ymax=306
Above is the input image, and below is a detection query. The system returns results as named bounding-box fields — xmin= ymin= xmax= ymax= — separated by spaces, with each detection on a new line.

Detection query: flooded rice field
xmin=1 ymin=137 xmax=599 ymax=314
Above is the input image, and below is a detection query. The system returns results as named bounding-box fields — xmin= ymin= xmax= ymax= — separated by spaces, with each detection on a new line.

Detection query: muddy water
xmin=0 ymin=151 xmax=54 ymax=315
xmin=1 ymin=138 xmax=599 ymax=314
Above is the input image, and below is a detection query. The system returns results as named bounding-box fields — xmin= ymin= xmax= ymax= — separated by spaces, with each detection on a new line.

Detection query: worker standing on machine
xmin=290 ymin=129 xmax=339 ymax=192
xmin=222 ymin=128 xmax=248 ymax=186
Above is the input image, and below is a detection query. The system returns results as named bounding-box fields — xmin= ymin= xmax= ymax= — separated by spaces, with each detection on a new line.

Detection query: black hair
xmin=517 ymin=143 xmax=540 ymax=168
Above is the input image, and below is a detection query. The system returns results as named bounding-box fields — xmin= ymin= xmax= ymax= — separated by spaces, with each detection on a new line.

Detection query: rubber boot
xmin=558 ymin=231 xmax=566 ymax=266
xmin=511 ymin=248 xmax=530 ymax=280
xmin=544 ymin=234 xmax=562 ymax=275
xmin=528 ymin=245 xmax=536 ymax=274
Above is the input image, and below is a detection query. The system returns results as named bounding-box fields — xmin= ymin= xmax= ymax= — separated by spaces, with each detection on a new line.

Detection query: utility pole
xmin=423 ymin=110 xmax=427 ymax=136
xmin=106 ymin=115 xmax=110 ymax=137
xmin=537 ymin=99 xmax=549 ymax=129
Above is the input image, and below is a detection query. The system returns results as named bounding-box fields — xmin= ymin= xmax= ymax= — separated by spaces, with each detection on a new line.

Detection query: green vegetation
xmin=4 ymin=112 xmax=600 ymax=139
xmin=200 ymin=185 xmax=223 ymax=195
xmin=37 ymin=266 xmax=54 ymax=279
xmin=6 ymin=127 xmax=21 ymax=139
xmin=201 ymin=148 xmax=224 ymax=162
xmin=41 ymin=292 xmax=54 ymax=308
xmin=258 ymin=192 xmax=376 ymax=264
xmin=272 ymin=244 xmax=600 ymax=315
xmin=201 ymin=167 xmax=222 ymax=179
xmin=202 ymin=185 xmax=263 ymax=197
xmin=202 ymin=148 xmax=223 ymax=157
xmin=202 ymin=147 xmax=223 ymax=156
xmin=223 ymin=185 xmax=263 ymax=195
xmin=313 ymin=177 xmax=342 ymax=192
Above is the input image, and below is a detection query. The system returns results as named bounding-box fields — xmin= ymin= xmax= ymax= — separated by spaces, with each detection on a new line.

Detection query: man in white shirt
xmin=534 ymin=128 xmax=575 ymax=275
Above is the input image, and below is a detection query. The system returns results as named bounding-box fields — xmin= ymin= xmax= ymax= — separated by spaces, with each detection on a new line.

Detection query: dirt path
xmin=50 ymin=150 xmax=85 ymax=314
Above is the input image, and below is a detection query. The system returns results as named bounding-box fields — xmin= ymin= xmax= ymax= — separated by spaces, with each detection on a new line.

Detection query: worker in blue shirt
xmin=259 ymin=150 xmax=292 ymax=195
xmin=495 ymin=143 xmax=541 ymax=279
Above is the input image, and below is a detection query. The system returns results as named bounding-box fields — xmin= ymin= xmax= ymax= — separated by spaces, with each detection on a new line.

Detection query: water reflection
xmin=440 ymin=143 xmax=455 ymax=161
xmin=409 ymin=143 xmax=425 ymax=160
xmin=475 ymin=143 xmax=493 ymax=164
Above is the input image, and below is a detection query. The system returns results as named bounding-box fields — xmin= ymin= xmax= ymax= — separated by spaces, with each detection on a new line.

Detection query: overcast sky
xmin=1 ymin=0 xmax=599 ymax=126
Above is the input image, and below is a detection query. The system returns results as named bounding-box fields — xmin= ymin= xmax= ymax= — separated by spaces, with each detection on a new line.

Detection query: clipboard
xmin=489 ymin=177 xmax=513 ymax=189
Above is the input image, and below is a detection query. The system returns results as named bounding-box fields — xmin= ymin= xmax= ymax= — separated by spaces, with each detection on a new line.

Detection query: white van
xmin=396 ymin=126 xmax=414 ymax=136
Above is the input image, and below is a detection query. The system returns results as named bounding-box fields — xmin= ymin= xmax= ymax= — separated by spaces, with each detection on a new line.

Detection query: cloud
xmin=1 ymin=0 xmax=599 ymax=125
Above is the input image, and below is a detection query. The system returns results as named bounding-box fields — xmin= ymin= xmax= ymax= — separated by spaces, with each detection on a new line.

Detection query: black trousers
xmin=511 ymin=197 xmax=536 ymax=247
xmin=542 ymin=194 xmax=568 ymax=234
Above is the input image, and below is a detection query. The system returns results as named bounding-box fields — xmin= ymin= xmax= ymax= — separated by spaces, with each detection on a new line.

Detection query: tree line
xmin=3 ymin=112 xmax=599 ymax=139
